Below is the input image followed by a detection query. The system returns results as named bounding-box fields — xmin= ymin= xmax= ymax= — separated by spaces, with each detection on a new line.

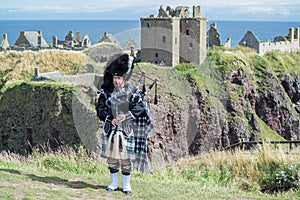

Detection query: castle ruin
xmin=207 ymin=22 xmax=231 ymax=48
xmin=207 ymin=22 xmax=221 ymax=47
xmin=239 ymin=27 xmax=300 ymax=55
xmin=1 ymin=30 xmax=91 ymax=51
xmin=14 ymin=31 xmax=48 ymax=49
xmin=140 ymin=5 xmax=207 ymax=66
xmin=52 ymin=30 xmax=91 ymax=50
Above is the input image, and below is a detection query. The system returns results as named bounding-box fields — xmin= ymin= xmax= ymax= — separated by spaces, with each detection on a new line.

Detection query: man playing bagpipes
xmin=96 ymin=51 xmax=154 ymax=194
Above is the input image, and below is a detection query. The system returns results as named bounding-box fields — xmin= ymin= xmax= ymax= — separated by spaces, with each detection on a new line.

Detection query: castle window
xmin=155 ymin=53 xmax=158 ymax=57
xmin=189 ymin=43 xmax=193 ymax=47
xmin=186 ymin=30 xmax=189 ymax=35
xmin=147 ymin=23 xmax=151 ymax=28
xmin=175 ymin=38 xmax=177 ymax=45
xmin=162 ymin=36 xmax=166 ymax=43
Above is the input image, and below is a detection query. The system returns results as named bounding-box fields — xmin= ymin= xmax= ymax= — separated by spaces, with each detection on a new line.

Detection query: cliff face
xmin=0 ymin=83 xmax=77 ymax=153
xmin=0 ymin=82 xmax=101 ymax=155
xmin=0 ymin=48 xmax=300 ymax=166
xmin=147 ymin=49 xmax=300 ymax=165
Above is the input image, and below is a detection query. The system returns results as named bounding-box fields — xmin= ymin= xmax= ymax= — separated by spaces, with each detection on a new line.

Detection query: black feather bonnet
xmin=101 ymin=53 xmax=134 ymax=92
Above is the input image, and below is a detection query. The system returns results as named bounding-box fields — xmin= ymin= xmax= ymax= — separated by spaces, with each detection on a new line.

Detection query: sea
xmin=0 ymin=20 xmax=299 ymax=48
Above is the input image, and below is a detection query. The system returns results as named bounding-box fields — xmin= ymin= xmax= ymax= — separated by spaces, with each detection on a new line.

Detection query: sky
xmin=0 ymin=0 xmax=299 ymax=21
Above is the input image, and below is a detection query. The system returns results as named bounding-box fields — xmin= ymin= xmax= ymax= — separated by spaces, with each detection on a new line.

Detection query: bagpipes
xmin=126 ymin=47 xmax=159 ymax=105
xmin=96 ymin=47 xmax=159 ymax=105
xmin=133 ymin=67 xmax=158 ymax=104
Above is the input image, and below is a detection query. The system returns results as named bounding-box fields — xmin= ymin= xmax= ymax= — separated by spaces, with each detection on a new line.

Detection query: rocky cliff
xmin=0 ymin=47 xmax=300 ymax=166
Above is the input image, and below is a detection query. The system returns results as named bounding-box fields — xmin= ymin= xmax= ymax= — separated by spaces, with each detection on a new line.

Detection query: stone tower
xmin=140 ymin=5 xmax=207 ymax=66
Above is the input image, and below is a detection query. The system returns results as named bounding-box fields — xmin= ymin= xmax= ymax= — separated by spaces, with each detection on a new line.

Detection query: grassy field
xmin=0 ymin=145 xmax=299 ymax=200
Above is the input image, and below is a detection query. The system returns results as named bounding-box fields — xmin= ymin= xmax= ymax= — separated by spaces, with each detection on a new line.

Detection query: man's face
xmin=113 ymin=75 xmax=125 ymax=88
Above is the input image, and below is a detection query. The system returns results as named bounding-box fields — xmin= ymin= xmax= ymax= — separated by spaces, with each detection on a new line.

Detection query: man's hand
xmin=116 ymin=114 xmax=126 ymax=122
xmin=112 ymin=114 xmax=126 ymax=126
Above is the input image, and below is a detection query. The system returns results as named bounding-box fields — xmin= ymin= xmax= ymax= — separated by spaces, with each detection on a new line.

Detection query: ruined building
xmin=123 ymin=39 xmax=140 ymax=51
xmin=207 ymin=22 xmax=231 ymax=48
xmin=239 ymin=27 xmax=300 ymax=55
xmin=207 ymin=22 xmax=221 ymax=47
xmin=1 ymin=30 xmax=91 ymax=51
xmin=140 ymin=5 xmax=207 ymax=66
xmin=52 ymin=31 xmax=91 ymax=50
xmin=98 ymin=32 xmax=120 ymax=45
xmin=14 ymin=31 xmax=48 ymax=49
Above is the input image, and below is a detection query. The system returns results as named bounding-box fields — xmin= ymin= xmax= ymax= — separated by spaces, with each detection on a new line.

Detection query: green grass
xmin=0 ymin=146 xmax=299 ymax=200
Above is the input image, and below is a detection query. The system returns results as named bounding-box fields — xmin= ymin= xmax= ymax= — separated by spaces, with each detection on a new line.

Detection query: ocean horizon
xmin=0 ymin=20 xmax=299 ymax=48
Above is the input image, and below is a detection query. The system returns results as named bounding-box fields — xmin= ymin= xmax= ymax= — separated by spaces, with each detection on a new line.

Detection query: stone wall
xmin=259 ymin=40 xmax=299 ymax=56
xmin=240 ymin=27 xmax=300 ymax=56
xmin=140 ymin=18 xmax=176 ymax=66
xmin=180 ymin=18 xmax=207 ymax=64
xmin=207 ymin=23 xmax=221 ymax=47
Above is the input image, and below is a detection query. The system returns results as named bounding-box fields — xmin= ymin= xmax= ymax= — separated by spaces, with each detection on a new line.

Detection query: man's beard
xmin=114 ymin=81 xmax=125 ymax=90
xmin=114 ymin=84 xmax=123 ymax=91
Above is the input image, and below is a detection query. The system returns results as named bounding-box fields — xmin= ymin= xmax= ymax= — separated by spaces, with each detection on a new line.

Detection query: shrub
xmin=261 ymin=163 xmax=300 ymax=193
xmin=0 ymin=69 xmax=13 ymax=93
xmin=174 ymin=63 xmax=197 ymax=72
xmin=33 ymin=146 xmax=101 ymax=174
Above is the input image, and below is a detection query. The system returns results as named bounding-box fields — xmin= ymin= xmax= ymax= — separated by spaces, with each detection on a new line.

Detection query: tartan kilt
xmin=101 ymin=130 xmax=135 ymax=161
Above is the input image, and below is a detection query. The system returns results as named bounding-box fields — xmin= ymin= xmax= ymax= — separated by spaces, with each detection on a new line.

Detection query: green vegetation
xmin=0 ymin=145 xmax=299 ymax=199
xmin=264 ymin=51 xmax=300 ymax=78
xmin=132 ymin=62 xmax=194 ymax=107
xmin=0 ymin=69 xmax=13 ymax=94
xmin=176 ymin=47 xmax=300 ymax=142
xmin=174 ymin=144 xmax=300 ymax=194
xmin=255 ymin=115 xmax=285 ymax=141
xmin=0 ymin=81 xmax=74 ymax=110
xmin=1 ymin=47 xmax=300 ymax=199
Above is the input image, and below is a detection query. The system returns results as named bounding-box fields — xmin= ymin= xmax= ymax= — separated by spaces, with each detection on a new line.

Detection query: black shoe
xmin=106 ymin=187 xmax=118 ymax=192
xmin=122 ymin=190 xmax=132 ymax=195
